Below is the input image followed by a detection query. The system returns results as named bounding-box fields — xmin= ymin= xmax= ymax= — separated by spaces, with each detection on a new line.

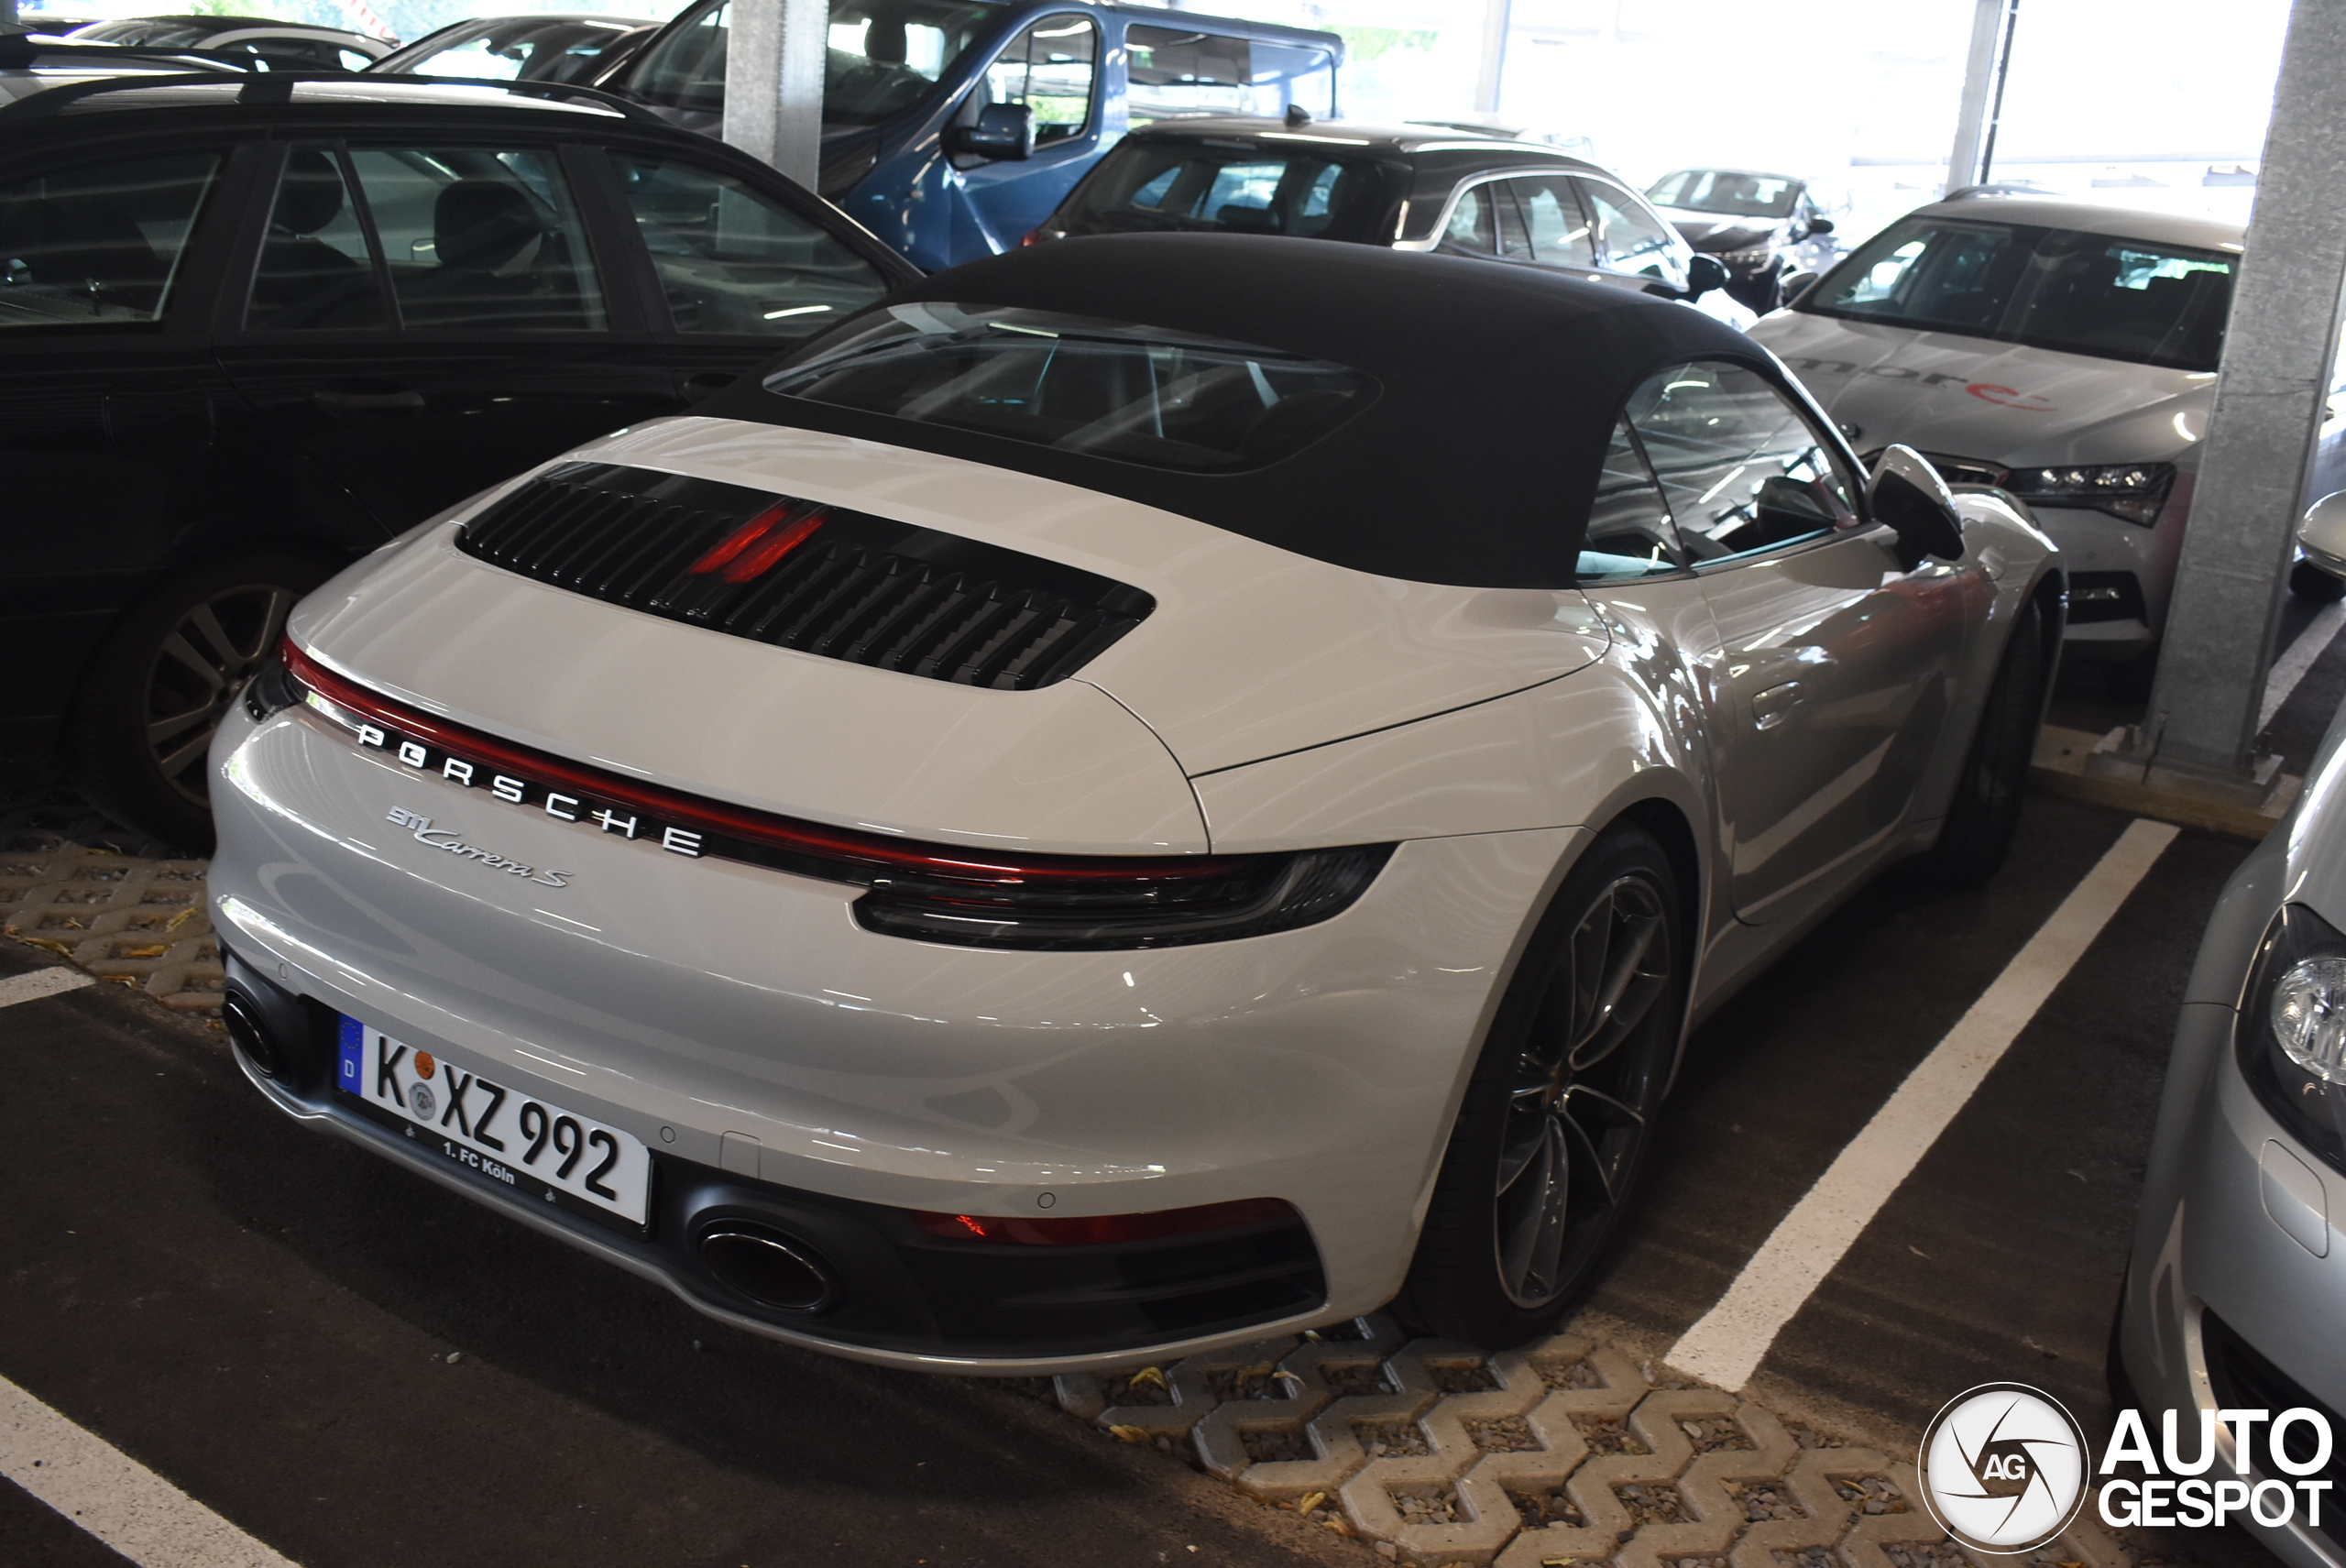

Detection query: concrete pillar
xmin=2143 ymin=1 xmax=2346 ymax=784
xmin=1946 ymin=0 xmax=2013 ymax=193
xmin=1474 ymin=0 xmax=1512 ymax=116
xmin=722 ymin=0 xmax=827 ymax=190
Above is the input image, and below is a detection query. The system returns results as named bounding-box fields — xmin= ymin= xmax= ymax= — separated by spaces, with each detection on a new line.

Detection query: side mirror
xmin=2301 ymin=490 xmax=2346 ymax=576
xmin=1868 ymin=444 xmax=1965 ymax=563
xmin=1777 ymin=269 xmax=1818 ymax=307
xmin=1806 ymin=215 xmax=1835 ymax=236
xmin=1683 ymin=253 xmax=1728 ymax=299
xmin=945 ymin=102 xmax=1034 ymax=161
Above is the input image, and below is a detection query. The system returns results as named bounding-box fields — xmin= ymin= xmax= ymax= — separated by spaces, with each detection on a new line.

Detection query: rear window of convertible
xmin=762 ymin=303 xmax=1373 ymax=473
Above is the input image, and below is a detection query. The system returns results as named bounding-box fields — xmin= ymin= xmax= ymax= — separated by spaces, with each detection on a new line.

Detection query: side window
xmin=1503 ymin=176 xmax=1595 ymax=269
xmin=0 ymin=151 xmax=220 ymax=329
xmin=1440 ymin=185 xmax=1493 ymax=253
xmin=1579 ymin=420 xmax=1688 ymax=580
xmin=1626 ymin=361 xmax=1858 ymax=565
xmin=609 ymin=152 xmax=889 ymax=337
xmin=1575 ymin=178 xmax=1683 ymax=288
xmin=345 ymin=147 xmax=605 ymax=332
xmin=982 ymin=16 xmax=1097 ymax=143
xmin=1126 ymin=27 xmax=1331 ymax=124
xmin=247 ymin=146 xmax=388 ymax=331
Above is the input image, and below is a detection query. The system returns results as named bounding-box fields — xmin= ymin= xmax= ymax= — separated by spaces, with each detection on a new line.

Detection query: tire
xmin=64 ymin=552 xmax=332 ymax=850
xmin=1395 ymin=825 xmax=1688 ymax=1347
xmin=2293 ymin=560 xmax=2346 ymax=603
xmin=1925 ymin=596 xmax=2046 ymax=885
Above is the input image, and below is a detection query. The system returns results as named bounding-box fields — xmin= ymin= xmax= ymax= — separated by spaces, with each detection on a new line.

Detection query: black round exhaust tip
xmin=699 ymin=1223 xmax=841 ymax=1313
xmin=221 ymin=992 xmax=280 ymax=1079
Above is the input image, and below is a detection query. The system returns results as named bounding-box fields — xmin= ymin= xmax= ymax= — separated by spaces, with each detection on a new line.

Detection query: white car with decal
xmin=1752 ymin=196 xmax=2240 ymax=678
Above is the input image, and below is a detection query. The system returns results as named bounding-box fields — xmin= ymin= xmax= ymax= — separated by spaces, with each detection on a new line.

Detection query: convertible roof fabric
xmin=702 ymin=232 xmax=1780 ymax=588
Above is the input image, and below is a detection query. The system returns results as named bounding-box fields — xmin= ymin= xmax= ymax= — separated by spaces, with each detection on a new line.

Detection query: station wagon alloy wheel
xmin=146 ymin=583 xmax=301 ymax=809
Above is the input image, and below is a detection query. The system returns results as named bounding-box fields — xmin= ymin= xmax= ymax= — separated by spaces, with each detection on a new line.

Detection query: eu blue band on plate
xmin=337 ymin=1014 xmax=364 ymax=1091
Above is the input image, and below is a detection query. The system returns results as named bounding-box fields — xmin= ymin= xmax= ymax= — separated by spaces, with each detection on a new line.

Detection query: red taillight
xmin=910 ymin=1197 xmax=1299 ymax=1246
xmin=1019 ymin=228 xmax=1044 ymax=247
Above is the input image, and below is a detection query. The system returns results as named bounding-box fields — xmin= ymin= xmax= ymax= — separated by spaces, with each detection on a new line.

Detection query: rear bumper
xmin=225 ymin=948 xmax=1330 ymax=1370
xmin=208 ymin=697 xmax=1566 ymax=1371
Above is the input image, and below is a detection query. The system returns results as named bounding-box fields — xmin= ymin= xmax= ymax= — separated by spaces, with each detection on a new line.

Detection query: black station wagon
xmin=0 ymin=75 xmax=916 ymax=845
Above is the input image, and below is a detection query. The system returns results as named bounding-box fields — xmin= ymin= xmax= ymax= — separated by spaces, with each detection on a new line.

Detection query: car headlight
xmin=2001 ymin=463 xmax=2175 ymax=526
xmin=2237 ymin=904 xmax=2346 ymax=1168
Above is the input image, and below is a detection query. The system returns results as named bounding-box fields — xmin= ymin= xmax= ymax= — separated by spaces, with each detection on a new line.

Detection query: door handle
xmin=314 ymin=381 xmax=423 ymax=417
xmin=1751 ymin=680 xmax=1803 ymax=730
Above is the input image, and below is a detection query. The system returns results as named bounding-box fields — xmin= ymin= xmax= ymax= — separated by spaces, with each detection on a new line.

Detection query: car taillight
xmin=269 ymin=641 xmax=1392 ymax=951
xmin=910 ymin=1197 xmax=1299 ymax=1245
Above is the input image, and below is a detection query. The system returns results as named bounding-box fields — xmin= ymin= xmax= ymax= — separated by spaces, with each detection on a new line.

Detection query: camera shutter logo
xmin=1919 ymin=1384 xmax=2089 ymax=1552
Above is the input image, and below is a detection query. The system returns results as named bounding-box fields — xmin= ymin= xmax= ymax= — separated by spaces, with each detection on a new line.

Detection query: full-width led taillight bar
xmin=253 ymin=642 xmax=1392 ymax=950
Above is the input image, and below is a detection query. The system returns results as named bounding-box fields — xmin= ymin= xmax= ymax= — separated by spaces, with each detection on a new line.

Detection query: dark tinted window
xmin=1627 ymin=362 xmax=1856 ymax=565
xmin=0 ymin=151 xmax=219 ymax=329
xmin=1125 ymin=25 xmax=1334 ymax=123
xmin=348 ymin=147 xmax=604 ymax=332
xmin=1806 ymin=215 xmax=2237 ymax=371
xmin=610 ymin=152 xmax=888 ymax=336
xmin=1056 ymin=140 xmax=1382 ymax=241
xmin=247 ymin=146 xmax=387 ymax=331
xmin=765 ymin=303 xmax=1372 ymax=473
xmin=630 ymin=0 xmax=992 ymax=124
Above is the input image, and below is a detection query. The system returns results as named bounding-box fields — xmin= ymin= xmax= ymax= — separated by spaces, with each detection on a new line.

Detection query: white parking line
xmin=0 ymin=968 xmax=93 ymax=1009
xmin=0 ymin=1374 xmax=298 ymax=1568
xmin=1665 ymin=818 xmax=2179 ymax=1392
xmin=2262 ymin=599 xmax=2346 ymax=733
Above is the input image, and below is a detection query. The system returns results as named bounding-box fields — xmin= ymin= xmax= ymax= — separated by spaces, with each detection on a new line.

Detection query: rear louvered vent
xmin=455 ymin=463 xmax=1153 ymax=690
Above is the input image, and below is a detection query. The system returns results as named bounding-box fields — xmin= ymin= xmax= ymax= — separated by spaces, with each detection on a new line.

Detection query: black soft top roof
xmin=703 ymin=233 xmax=1778 ymax=589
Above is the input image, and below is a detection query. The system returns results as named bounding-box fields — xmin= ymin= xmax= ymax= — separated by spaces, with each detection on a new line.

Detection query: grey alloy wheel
xmin=1492 ymin=870 xmax=1673 ymax=1308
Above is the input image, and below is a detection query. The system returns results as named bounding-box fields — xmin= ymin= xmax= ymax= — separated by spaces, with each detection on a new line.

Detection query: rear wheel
xmin=65 ymin=553 xmax=331 ymax=850
xmin=1396 ymin=826 xmax=1687 ymax=1346
xmin=2292 ymin=560 xmax=2346 ymax=603
xmin=1926 ymin=597 xmax=2046 ymax=885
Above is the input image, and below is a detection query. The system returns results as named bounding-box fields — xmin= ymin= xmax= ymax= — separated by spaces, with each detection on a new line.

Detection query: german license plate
xmin=336 ymin=1017 xmax=652 ymax=1226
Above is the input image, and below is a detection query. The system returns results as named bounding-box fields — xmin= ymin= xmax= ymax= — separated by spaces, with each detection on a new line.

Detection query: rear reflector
xmin=910 ymin=1197 xmax=1300 ymax=1245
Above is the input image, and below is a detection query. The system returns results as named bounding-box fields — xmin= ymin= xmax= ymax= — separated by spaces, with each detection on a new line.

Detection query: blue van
xmin=609 ymin=0 xmax=1343 ymax=270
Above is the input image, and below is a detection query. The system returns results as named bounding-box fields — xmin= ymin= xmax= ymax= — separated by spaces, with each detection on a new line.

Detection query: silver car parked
xmin=2118 ymin=589 xmax=2346 ymax=1566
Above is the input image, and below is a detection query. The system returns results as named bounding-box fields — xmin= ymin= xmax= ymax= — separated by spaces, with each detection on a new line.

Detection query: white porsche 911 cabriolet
xmin=209 ymin=234 xmax=2062 ymax=1373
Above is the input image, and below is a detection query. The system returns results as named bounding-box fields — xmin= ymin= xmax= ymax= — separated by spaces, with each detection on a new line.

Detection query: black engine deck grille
xmin=455 ymin=463 xmax=1154 ymax=690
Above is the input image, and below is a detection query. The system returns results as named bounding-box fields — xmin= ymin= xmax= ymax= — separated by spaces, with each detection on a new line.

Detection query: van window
xmin=981 ymin=16 xmax=1097 ymax=143
xmin=630 ymin=0 xmax=992 ymax=126
xmin=1125 ymin=25 xmax=1334 ymax=124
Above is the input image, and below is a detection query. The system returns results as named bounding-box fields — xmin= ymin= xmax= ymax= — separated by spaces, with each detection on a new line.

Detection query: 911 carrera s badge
xmin=387 ymin=806 xmax=572 ymax=889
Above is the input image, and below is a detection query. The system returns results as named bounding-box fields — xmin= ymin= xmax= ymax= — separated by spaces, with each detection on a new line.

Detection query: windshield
xmin=1804 ymin=215 xmax=2237 ymax=371
xmin=765 ymin=303 xmax=1373 ymax=473
xmin=378 ymin=19 xmax=641 ymax=83
xmin=1051 ymin=140 xmax=1387 ymax=242
xmin=1646 ymin=170 xmax=1798 ymax=218
xmin=627 ymin=0 xmax=994 ymax=126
